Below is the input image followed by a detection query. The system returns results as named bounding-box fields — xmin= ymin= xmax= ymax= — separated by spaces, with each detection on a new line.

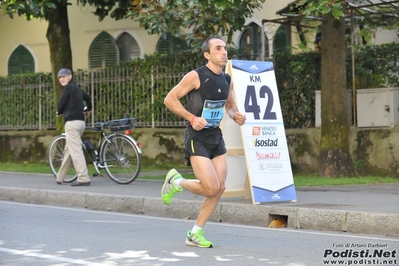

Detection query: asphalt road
xmin=1 ymin=201 xmax=398 ymax=266
xmin=1 ymin=171 xmax=399 ymax=238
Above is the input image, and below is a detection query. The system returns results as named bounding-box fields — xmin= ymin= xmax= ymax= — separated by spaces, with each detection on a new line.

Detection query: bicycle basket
xmin=107 ymin=118 xmax=136 ymax=132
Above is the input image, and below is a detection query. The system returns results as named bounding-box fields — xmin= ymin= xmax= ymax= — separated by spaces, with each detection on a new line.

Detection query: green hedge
xmin=273 ymin=42 xmax=399 ymax=128
xmin=1 ymin=43 xmax=398 ymax=129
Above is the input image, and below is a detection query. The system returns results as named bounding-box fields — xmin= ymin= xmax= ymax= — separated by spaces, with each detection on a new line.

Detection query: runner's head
xmin=201 ymin=36 xmax=223 ymax=54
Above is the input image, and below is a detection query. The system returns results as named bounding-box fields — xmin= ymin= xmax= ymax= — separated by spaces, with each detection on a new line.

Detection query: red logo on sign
xmin=256 ymin=151 xmax=281 ymax=160
xmin=252 ymin=127 xmax=260 ymax=136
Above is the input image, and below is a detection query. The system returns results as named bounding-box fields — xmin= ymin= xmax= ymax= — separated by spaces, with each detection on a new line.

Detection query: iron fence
xmin=0 ymin=68 xmax=187 ymax=130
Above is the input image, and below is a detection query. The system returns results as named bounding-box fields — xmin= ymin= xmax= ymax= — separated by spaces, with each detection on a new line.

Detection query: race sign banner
xmin=226 ymin=60 xmax=297 ymax=204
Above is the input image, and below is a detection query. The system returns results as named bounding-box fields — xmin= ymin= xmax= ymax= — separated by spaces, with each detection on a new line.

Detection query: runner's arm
xmin=164 ymin=71 xmax=199 ymax=122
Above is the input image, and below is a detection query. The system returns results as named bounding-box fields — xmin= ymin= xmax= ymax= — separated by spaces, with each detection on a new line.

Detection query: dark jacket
xmin=57 ymin=80 xmax=92 ymax=123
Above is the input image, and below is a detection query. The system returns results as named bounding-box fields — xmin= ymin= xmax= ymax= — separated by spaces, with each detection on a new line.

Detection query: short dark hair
xmin=201 ymin=36 xmax=222 ymax=53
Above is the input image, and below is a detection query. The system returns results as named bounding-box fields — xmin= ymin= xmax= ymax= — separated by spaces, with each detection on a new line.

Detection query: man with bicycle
xmin=56 ymin=68 xmax=92 ymax=186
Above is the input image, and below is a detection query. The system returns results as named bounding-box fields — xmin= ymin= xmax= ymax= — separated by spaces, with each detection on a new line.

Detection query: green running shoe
xmin=161 ymin=169 xmax=183 ymax=205
xmin=185 ymin=229 xmax=213 ymax=248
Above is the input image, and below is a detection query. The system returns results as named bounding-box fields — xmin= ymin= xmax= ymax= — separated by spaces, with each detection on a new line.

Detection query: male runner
xmin=162 ymin=36 xmax=246 ymax=248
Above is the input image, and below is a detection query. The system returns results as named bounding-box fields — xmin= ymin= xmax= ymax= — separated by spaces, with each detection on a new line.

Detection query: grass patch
xmin=0 ymin=161 xmax=52 ymax=174
xmin=140 ymin=173 xmax=196 ymax=180
xmin=139 ymin=160 xmax=190 ymax=172
xmin=140 ymin=173 xmax=398 ymax=186
xmin=0 ymin=161 xmax=191 ymax=176
xmin=293 ymin=174 xmax=398 ymax=187
xmin=0 ymin=162 xmax=398 ymax=187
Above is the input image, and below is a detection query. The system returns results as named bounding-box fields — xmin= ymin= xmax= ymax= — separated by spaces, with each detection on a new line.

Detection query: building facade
xmin=0 ymin=0 xmax=397 ymax=76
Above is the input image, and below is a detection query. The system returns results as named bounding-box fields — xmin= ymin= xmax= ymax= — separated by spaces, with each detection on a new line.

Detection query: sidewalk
xmin=0 ymin=171 xmax=398 ymax=237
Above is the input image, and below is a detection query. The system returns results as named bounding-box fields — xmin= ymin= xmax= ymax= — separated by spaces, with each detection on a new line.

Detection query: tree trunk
xmin=319 ymin=8 xmax=356 ymax=177
xmin=46 ymin=3 xmax=73 ymax=131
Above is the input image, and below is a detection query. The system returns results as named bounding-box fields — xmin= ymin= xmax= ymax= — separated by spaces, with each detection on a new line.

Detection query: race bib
xmin=201 ymin=99 xmax=227 ymax=128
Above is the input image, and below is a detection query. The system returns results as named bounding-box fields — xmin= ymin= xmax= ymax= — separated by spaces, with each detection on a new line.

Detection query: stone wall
xmin=1 ymin=126 xmax=399 ymax=177
xmin=0 ymin=128 xmax=186 ymax=165
xmin=286 ymin=126 xmax=399 ymax=177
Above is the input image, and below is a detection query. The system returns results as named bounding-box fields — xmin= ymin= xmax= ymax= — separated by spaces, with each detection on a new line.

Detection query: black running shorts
xmin=184 ymin=127 xmax=226 ymax=166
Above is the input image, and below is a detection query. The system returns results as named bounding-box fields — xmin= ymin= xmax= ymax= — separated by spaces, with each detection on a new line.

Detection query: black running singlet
xmin=186 ymin=66 xmax=231 ymax=128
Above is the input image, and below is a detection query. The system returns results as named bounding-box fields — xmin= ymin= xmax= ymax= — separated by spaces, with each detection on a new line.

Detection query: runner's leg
xmin=181 ymin=154 xmax=227 ymax=226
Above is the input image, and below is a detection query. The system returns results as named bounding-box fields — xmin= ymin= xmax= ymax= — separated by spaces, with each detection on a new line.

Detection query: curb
xmin=1 ymin=187 xmax=398 ymax=238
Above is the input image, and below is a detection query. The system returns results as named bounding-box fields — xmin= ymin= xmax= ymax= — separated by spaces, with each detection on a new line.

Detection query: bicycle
xmin=48 ymin=117 xmax=142 ymax=184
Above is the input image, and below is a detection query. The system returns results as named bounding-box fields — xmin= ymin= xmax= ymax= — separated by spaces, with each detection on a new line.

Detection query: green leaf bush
xmin=1 ymin=43 xmax=398 ymax=129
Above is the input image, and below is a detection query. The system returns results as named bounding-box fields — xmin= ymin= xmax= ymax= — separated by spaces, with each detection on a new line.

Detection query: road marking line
xmin=0 ymin=247 xmax=107 ymax=265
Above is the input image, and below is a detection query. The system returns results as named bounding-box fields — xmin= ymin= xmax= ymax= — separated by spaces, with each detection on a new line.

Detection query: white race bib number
xmin=201 ymin=99 xmax=226 ymax=128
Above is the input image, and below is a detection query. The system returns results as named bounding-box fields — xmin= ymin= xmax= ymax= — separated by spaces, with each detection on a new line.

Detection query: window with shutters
xmin=8 ymin=45 xmax=35 ymax=76
xmin=117 ymin=32 xmax=140 ymax=63
xmin=274 ymin=25 xmax=291 ymax=53
xmin=156 ymin=33 xmax=188 ymax=54
xmin=239 ymin=23 xmax=269 ymax=60
xmin=89 ymin=31 xmax=119 ymax=69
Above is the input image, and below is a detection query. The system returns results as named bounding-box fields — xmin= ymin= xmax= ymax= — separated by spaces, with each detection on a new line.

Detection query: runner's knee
xmin=203 ymin=183 xmax=225 ymax=197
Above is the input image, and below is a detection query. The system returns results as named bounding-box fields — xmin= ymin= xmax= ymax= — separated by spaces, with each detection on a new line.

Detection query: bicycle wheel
xmin=47 ymin=135 xmax=77 ymax=183
xmin=100 ymin=134 xmax=141 ymax=184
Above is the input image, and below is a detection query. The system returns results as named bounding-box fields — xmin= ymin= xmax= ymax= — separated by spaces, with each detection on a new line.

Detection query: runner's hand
xmin=192 ymin=116 xmax=207 ymax=131
xmin=233 ymin=112 xmax=246 ymax=126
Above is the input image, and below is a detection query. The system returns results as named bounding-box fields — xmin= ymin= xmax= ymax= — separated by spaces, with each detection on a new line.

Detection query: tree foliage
xmin=295 ymin=0 xmax=345 ymax=19
xmin=2 ymin=0 xmax=266 ymax=45
xmin=126 ymin=0 xmax=266 ymax=45
xmin=295 ymin=0 xmax=399 ymax=26
xmin=1 ymin=0 xmax=58 ymax=20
